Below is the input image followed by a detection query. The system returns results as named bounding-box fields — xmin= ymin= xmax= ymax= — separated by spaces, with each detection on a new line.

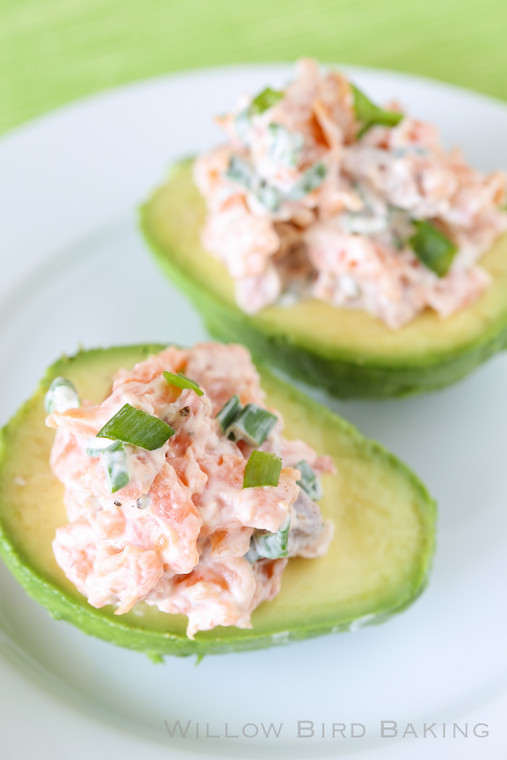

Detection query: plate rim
xmin=1 ymin=62 xmax=507 ymax=760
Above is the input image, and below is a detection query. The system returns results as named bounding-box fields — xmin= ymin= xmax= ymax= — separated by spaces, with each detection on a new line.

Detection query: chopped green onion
xmin=224 ymin=156 xmax=282 ymax=211
xmin=246 ymin=515 xmax=291 ymax=562
xmin=351 ymin=84 xmax=403 ymax=139
xmin=408 ymin=220 xmax=458 ymax=277
xmin=226 ymin=154 xmax=323 ymax=209
xmin=216 ymin=395 xmax=242 ymax=432
xmin=44 ymin=378 xmax=80 ymax=414
xmin=243 ymin=450 xmax=282 ymax=489
xmin=256 ymin=182 xmax=283 ymax=212
xmin=96 ymin=403 xmax=175 ymax=450
xmin=268 ymin=123 xmax=304 ymax=168
xmin=224 ymin=155 xmax=255 ymax=188
xmin=163 ymin=371 xmax=203 ymax=396
xmin=217 ymin=397 xmax=277 ymax=446
xmin=85 ymin=437 xmax=114 ymax=457
xmin=295 ymin=460 xmax=323 ymax=501
xmin=286 ymin=162 xmax=327 ymax=201
xmin=250 ymin=87 xmax=284 ymax=116
xmin=234 ymin=109 xmax=252 ymax=141
xmin=102 ymin=441 xmax=130 ymax=493
xmin=227 ymin=403 xmax=278 ymax=446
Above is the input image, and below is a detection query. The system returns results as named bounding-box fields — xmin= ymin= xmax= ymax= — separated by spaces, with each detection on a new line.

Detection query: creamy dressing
xmin=194 ymin=58 xmax=507 ymax=328
xmin=47 ymin=344 xmax=334 ymax=637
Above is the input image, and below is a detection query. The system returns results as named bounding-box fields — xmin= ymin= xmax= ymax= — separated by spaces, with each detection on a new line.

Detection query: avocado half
xmin=0 ymin=345 xmax=435 ymax=657
xmin=140 ymin=160 xmax=507 ymax=398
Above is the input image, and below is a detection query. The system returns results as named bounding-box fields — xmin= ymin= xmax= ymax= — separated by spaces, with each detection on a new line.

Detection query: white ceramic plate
xmin=1 ymin=65 xmax=507 ymax=760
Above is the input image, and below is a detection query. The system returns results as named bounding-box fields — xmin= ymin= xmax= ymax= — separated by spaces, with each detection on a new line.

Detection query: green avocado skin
xmin=153 ymin=256 xmax=507 ymax=399
xmin=209 ymin=314 xmax=507 ymax=399
xmin=0 ymin=346 xmax=436 ymax=658
xmin=139 ymin=160 xmax=507 ymax=398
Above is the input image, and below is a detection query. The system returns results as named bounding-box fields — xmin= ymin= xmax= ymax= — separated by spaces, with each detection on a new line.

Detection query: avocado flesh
xmin=0 ymin=345 xmax=435 ymax=656
xmin=141 ymin=160 xmax=507 ymax=397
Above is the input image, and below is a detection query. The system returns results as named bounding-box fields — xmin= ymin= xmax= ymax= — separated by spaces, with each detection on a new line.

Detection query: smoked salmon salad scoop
xmin=44 ymin=343 xmax=334 ymax=638
xmin=194 ymin=58 xmax=507 ymax=328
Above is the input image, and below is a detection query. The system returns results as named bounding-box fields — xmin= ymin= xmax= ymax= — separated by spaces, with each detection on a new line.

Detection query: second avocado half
xmin=140 ymin=159 xmax=507 ymax=398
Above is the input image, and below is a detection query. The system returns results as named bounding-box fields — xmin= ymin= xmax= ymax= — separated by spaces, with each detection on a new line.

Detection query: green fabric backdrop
xmin=1 ymin=0 xmax=506 ymax=135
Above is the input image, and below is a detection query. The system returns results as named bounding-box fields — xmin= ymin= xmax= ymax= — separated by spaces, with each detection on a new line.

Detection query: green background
xmin=1 ymin=0 xmax=506 ymax=135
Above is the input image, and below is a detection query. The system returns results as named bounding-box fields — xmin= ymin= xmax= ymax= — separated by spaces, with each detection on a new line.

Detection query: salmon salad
xmin=194 ymin=58 xmax=507 ymax=328
xmin=45 ymin=344 xmax=334 ymax=637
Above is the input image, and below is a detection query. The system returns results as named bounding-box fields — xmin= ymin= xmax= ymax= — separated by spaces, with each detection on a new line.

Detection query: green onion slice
xmin=85 ymin=437 xmax=115 ymax=457
xmin=243 ymin=450 xmax=282 ymax=489
xmin=224 ymin=156 xmax=282 ymax=211
xmin=256 ymin=182 xmax=282 ymax=212
xmin=44 ymin=378 xmax=80 ymax=414
xmin=234 ymin=109 xmax=252 ymax=141
xmin=216 ymin=395 xmax=242 ymax=432
xmin=351 ymin=84 xmax=403 ymax=139
xmin=225 ymin=155 xmax=323 ymax=208
xmin=246 ymin=515 xmax=291 ymax=562
xmin=286 ymin=162 xmax=327 ymax=201
xmin=96 ymin=403 xmax=175 ymax=450
xmin=227 ymin=403 xmax=278 ymax=447
xmin=250 ymin=87 xmax=284 ymax=116
xmin=163 ymin=371 xmax=203 ymax=396
xmin=224 ymin=155 xmax=255 ymax=188
xmin=268 ymin=123 xmax=304 ymax=168
xmin=102 ymin=441 xmax=130 ymax=493
xmin=295 ymin=460 xmax=323 ymax=501
xmin=408 ymin=219 xmax=458 ymax=277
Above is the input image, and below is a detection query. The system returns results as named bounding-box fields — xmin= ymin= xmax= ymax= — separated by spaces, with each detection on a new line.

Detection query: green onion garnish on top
xmin=256 ymin=181 xmax=283 ymax=212
xmin=268 ymin=123 xmax=304 ymax=168
xmin=227 ymin=403 xmax=278 ymax=447
xmin=295 ymin=460 xmax=323 ymax=501
xmin=225 ymin=154 xmax=324 ymax=210
xmin=102 ymin=440 xmax=130 ymax=493
xmin=163 ymin=371 xmax=203 ymax=396
xmin=351 ymin=84 xmax=403 ymax=139
xmin=246 ymin=515 xmax=291 ymax=562
xmin=408 ymin=219 xmax=458 ymax=277
xmin=216 ymin=397 xmax=277 ymax=446
xmin=287 ymin=162 xmax=327 ymax=201
xmin=44 ymin=377 xmax=80 ymax=414
xmin=216 ymin=394 xmax=242 ymax=432
xmin=85 ymin=437 xmax=115 ymax=457
xmin=243 ymin=450 xmax=282 ymax=489
xmin=224 ymin=156 xmax=283 ymax=212
xmin=224 ymin=155 xmax=256 ymax=188
xmin=250 ymin=87 xmax=284 ymax=116
xmin=96 ymin=403 xmax=175 ymax=450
